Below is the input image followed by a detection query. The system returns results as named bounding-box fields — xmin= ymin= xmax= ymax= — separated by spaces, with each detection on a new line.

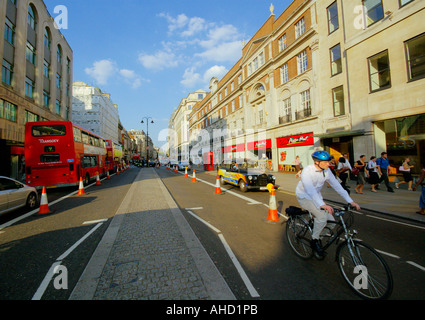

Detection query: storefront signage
xmin=247 ymin=139 xmax=272 ymax=151
xmin=223 ymin=144 xmax=246 ymax=153
xmin=276 ymin=132 xmax=314 ymax=148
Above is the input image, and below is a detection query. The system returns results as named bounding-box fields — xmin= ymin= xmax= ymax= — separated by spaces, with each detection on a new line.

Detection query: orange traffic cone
xmin=267 ymin=187 xmax=280 ymax=223
xmin=215 ymin=175 xmax=222 ymax=195
xmin=116 ymin=167 xmax=120 ymax=175
xmin=78 ymin=177 xmax=86 ymax=195
xmin=38 ymin=187 xmax=51 ymax=215
xmin=107 ymin=171 xmax=111 ymax=180
xmin=192 ymin=169 xmax=197 ymax=183
xmin=184 ymin=167 xmax=188 ymax=178
xmin=96 ymin=173 xmax=101 ymax=185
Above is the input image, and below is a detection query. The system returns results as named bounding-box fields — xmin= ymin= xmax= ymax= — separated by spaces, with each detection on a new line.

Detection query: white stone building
xmin=72 ymin=81 xmax=119 ymax=144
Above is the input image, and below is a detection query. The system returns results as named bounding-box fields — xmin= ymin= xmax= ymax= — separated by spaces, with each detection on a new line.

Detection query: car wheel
xmin=238 ymin=180 xmax=248 ymax=193
xmin=84 ymin=174 xmax=90 ymax=186
xmin=219 ymin=176 xmax=226 ymax=186
xmin=26 ymin=192 xmax=38 ymax=209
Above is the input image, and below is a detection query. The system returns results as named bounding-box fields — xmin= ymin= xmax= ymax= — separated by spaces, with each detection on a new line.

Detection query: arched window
xmin=44 ymin=28 xmax=51 ymax=49
xmin=28 ymin=5 xmax=37 ymax=30
xmin=57 ymin=45 xmax=62 ymax=64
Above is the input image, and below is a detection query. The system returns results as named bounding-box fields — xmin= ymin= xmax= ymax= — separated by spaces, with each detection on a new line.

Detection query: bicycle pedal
xmin=314 ymin=251 xmax=327 ymax=260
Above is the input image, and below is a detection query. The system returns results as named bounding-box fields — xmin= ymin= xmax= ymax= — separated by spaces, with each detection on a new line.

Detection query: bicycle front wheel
xmin=336 ymin=240 xmax=393 ymax=300
xmin=286 ymin=216 xmax=313 ymax=259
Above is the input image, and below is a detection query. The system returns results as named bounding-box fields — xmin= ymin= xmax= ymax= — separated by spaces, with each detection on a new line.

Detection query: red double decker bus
xmin=25 ymin=121 xmax=109 ymax=189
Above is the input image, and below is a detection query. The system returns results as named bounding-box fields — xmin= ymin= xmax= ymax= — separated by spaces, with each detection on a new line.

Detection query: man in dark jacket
xmin=376 ymin=152 xmax=394 ymax=193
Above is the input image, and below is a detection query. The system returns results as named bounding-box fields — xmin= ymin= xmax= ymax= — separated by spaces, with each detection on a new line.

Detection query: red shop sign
xmin=223 ymin=144 xmax=245 ymax=153
xmin=276 ymin=132 xmax=314 ymax=148
xmin=247 ymin=139 xmax=272 ymax=151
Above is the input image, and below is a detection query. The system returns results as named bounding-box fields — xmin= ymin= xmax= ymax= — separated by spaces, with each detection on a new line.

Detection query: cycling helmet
xmin=312 ymin=151 xmax=332 ymax=161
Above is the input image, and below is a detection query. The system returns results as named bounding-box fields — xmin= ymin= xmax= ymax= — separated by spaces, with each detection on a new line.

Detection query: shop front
xmin=277 ymin=132 xmax=315 ymax=172
xmin=247 ymin=139 xmax=272 ymax=170
xmin=223 ymin=143 xmax=246 ymax=162
xmin=374 ymin=113 xmax=425 ymax=178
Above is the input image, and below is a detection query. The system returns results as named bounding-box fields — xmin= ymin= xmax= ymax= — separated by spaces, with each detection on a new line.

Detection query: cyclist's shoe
xmin=311 ymin=239 xmax=326 ymax=258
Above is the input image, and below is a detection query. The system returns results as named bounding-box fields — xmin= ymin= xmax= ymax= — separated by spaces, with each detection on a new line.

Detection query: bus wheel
xmin=84 ymin=174 xmax=90 ymax=186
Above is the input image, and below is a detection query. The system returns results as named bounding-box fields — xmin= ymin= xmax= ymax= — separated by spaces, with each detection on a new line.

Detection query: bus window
xmin=73 ymin=127 xmax=82 ymax=142
xmin=82 ymin=132 xmax=89 ymax=144
xmin=41 ymin=154 xmax=60 ymax=162
xmin=94 ymin=137 xmax=100 ymax=147
xmin=32 ymin=125 xmax=66 ymax=136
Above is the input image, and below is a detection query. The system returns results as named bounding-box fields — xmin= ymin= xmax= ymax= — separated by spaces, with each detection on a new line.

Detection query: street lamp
xmin=141 ymin=117 xmax=154 ymax=162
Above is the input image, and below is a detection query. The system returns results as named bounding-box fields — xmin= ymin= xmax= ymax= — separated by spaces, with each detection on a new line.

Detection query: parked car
xmin=217 ymin=161 xmax=276 ymax=192
xmin=0 ymin=176 xmax=39 ymax=215
xmin=177 ymin=162 xmax=191 ymax=171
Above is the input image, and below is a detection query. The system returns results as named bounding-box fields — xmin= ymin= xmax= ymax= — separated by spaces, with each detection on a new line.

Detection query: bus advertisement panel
xmin=25 ymin=121 xmax=108 ymax=188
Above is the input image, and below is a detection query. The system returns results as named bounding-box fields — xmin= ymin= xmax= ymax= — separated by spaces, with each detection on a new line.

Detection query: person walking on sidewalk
xmin=355 ymin=155 xmax=368 ymax=194
xmin=412 ymin=161 xmax=425 ymax=216
xmin=396 ymin=157 xmax=414 ymax=190
xmin=296 ymin=151 xmax=360 ymax=257
xmin=295 ymin=155 xmax=303 ymax=179
xmin=337 ymin=153 xmax=352 ymax=193
xmin=376 ymin=152 xmax=394 ymax=192
xmin=368 ymin=156 xmax=380 ymax=192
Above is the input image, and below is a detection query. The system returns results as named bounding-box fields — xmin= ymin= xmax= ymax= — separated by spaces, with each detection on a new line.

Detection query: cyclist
xmin=295 ymin=151 xmax=361 ymax=256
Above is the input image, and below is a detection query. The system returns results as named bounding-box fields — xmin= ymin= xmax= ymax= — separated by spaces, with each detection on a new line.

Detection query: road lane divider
xmin=32 ymin=222 xmax=104 ymax=300
xmin=186 ymin=210 xmax=260 ymax=298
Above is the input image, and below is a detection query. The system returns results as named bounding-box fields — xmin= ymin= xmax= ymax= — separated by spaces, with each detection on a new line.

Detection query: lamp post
xmin=141 ymin=117 xmax=154 ymax=162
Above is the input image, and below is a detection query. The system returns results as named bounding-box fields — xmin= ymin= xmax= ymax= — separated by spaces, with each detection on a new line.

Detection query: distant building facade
xmin=72 ymin=81 xmax=119 ymax=145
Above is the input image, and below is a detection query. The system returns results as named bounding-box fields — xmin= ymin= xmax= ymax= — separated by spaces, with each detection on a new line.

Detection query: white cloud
xmin=138 ymin=50 xmax=179 ymax=71
xmin=196 ymin=41 xmax=242 ymax=62
xmin=180 ymin=67 xmax=201 ymax=88
xmin=203 ymin=65 xmax=228 ymax=82
xmin=181 ymin=65 xmax=228 ymax=89
xmin=119 ymin=69 xmax=147 ymax=89
xmin=84 ymin=59 xmax=117 ymax=85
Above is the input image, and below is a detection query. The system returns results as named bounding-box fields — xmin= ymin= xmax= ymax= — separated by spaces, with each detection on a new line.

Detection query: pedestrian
xmin=337 ymin=153 xmax=352 ymax=193
xmin=412 ymin=161 xmax=425 ymax=215
xmin=368 ymin=156 xmax=380 ymax=192
xmin=294 ymin=155 xmax=303 ymax=179
xmin=354 ymin=155 xmax=368 ymax=194
xmin=376 ymin=152 xmax=394 ymax=192
xmin=396 ymin=157 xmax=414 ymax=190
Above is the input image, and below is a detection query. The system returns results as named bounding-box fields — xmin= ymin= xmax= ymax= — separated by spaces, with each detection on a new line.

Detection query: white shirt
xmin=296 ymin=164 xmax=354 ymax=209
xmin=337 ymin=159 xmax=352 ymax=172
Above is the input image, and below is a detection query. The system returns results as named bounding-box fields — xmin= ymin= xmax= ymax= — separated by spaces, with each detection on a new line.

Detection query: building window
xmin=232 ymin=100 xmax=235 ymax=112
xmin=2 ymin=60 xmax=13 ymax=86
xmin=297 ymin=50 xmax=308 ymax=74
xmin=330 ymin=44 xmax=342 ymax=76
xmin=4 ymin=18 xmax=15 ymax=45
xmin=0 ymin=99 xmax=17 ymax=122
xmin=280 ymin=63 xmax=289 ymax=84
xmin=57 ymin=46 xmax=62 ymax=64
xmin=56 ymin=73 xmax=62 ymax=89
xmin=405 ymin=33 xmax=425 ymax=81
xmin=25 ymin=110 xmax=40 ymax=123
xmin=368 ymin=50 xmax=391 ymax=92
xmin=297 ymin=89 xmax=311 ymax=120
xmin=399 ymin=0 xmax=414 ymax=7
xmin=239 ymin=94 xmax=244 ymax=108
xmin=278 ymin=34 xmax=287 ymax=52
xmin=295 ymin=17 xmax=305 ymax=39
xmin=332 ymin=86 xmax=345 ymax=116
xmin=327 ymin=2 xmax=339 ymax=34
xmin=28 ymin=5 xmax=37 ymax=30
xmin=279 ymin=97 xmax=292 ymax=124
xmin=43 ymin=91 xmax=50 ymax=107
xmin=43 ymin=60 xmax=50 ymax=79
xmin=363 ymin=0 xmax=384 ymax=27
xmin=26 ymin=42 xmax=36 ymax=64
xmin=56 ymin=100 xmax=61 ymax=115
xmin=25 ymin=77 xmax=35 ymax=98
xmin=44 ymin=28 xmax=51 ymax=49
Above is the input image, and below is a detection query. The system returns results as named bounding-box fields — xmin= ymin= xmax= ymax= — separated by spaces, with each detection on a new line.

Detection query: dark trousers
xmin=379 ymin=171 xmax=392 ymax=190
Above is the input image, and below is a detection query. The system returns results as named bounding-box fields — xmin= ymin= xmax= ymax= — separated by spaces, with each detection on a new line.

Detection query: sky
xmin=43 ymin=0 xmax=293 ymax=148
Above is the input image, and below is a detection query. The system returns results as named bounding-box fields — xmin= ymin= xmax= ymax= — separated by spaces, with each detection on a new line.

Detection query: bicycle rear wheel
xmin=336 ymin=240 xmax=393 ymax=300
xmin=286 ymin=216 xmax=313 ymax=259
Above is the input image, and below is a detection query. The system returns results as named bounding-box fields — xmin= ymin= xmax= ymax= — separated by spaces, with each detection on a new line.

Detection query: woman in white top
xmin=396 ymin=157 xmax=414 ymax=190
xmin=368 ymin=156 xmax=380 ymax=192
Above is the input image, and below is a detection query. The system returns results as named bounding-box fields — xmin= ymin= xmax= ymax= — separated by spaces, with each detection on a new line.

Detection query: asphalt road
xmin=0 ymin=166 xmax=424 ymax=300
xmin=157 ymin=166 xmax=425 ymax=300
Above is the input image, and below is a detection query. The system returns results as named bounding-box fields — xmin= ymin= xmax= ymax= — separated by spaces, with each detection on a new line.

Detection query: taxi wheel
xmin=238 ymin=180 xmax=248 ymax=193
xmin=219 ymin=176 xmax=226 ymax=186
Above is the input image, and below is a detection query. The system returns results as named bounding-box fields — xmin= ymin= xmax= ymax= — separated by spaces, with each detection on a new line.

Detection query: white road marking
xmin=376 ymin=250 xmax=400 ymax=259
xmin=186 ymin=209 xmax=260 ymax=298
xmin=185 ymin=207 xmax=204 ymax=211
xmin=406 ymin=261 xmax=425 ymax=272
xmin=366 ymin=215 xmax=425 ymax=230
xmin=83 ymin=219 xmax=108 ymax=225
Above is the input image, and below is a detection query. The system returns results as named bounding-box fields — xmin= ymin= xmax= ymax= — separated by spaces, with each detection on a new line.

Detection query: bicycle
xmin=285 ymin=205 xmax=393 ymax=300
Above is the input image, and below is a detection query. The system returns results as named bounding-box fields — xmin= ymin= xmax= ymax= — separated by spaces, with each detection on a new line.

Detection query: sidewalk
xmin=272 ymin=171 xmax=425 ymax=224
xmin=70 ymin=168 xmax=235 ymax=300
xmin=202 ymin=168 xmax=425 ymax=224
